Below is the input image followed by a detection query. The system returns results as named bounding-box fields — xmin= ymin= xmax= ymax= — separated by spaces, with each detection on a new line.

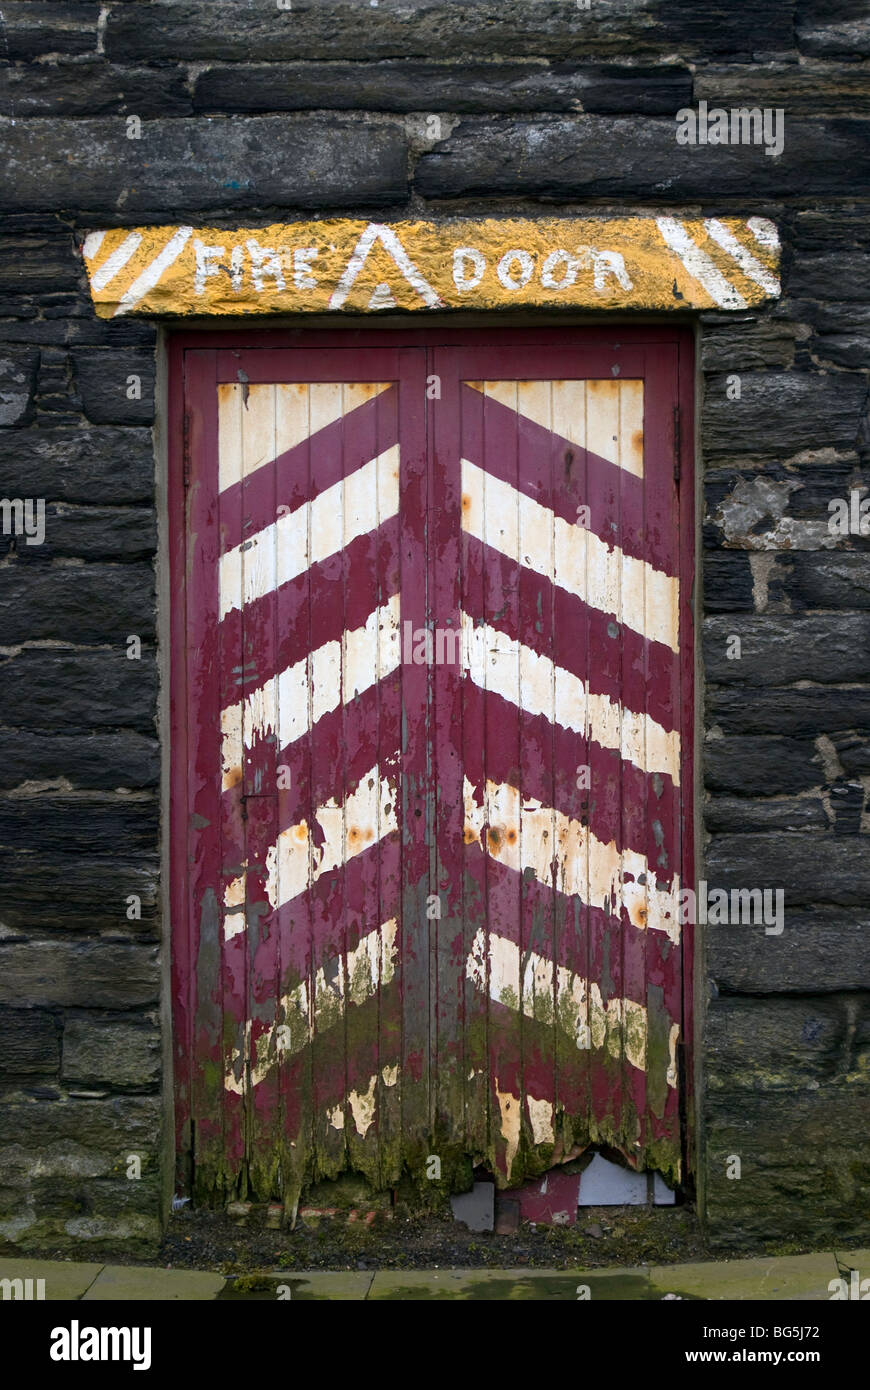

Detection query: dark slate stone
xmin=695 ymin=61 xmax=870 ymax=118
xmin=72 ymin=350 xmax=155 ymax=426
xmin=704 ymin=832 xmax=870 ymax=904
xmin=0 ymin=61 xmax=193 ymax=119
xmin=0 ymin=505 xmax=157 ymax=563
xmin=0 ymin=730 xmax=159 ymax=792
xmin=704 ymin=736 xmax=820 ymax=795
xmin=709 ymin=685 xmax=870 ymax=736
xmin=0 ymin=232 xmax=82 ymax=296
xmin=652 ymin=0 xmax=795 ymax=56
xmin=0 ymin=1007 xmax=58 ymax=1076
xmin=789 ymin=255 xmax=870 ymax=302
xmin=792 ymin=206 xmax=870 ymax=255
xmin=62 ymin=1016 xmax=161 ymax=1089
xmin=786 ymin=553 xmax=870 ymax=610
xmin=0 ymin=941 xmax=160 ymax=1009
xmin=2 ymin=3 xmax=99 ymax=60
xmin=0 ymin=1095 xmax=162 ymax=1175
xmin=40 ymin=1175 xmax=163 ymax=1222
xmin=105 ymin=0 xmax=794 ymax=64
xmin=704 ymin=1088 xmax=870 ymax=1247
xmin=709 ymin=905 xmax=870 ymax=992
xmin=0 ymin=564 xmax=155 ymax=644
xmin=798 ymin=18 xmax=870 ymax=58
xmin=0 ymin=797 xmax=158 ymax=857
xmin=703 ymin=373 xmax=868 ymax=457
xmin=0 ymin=857 xmax=158 ymax=933
xmin=0 ymin=428 xmax=155 ymax=505
xmin=700 ymin=318 xmax=795 ymax=373
xmin=834 ymin=732 xmax=870 ymax=777
xmin=705 ymin=796 xmax=828 ymax=833
xmin=570 ymin=64 xmax=694 ymax=114
xmin=786 ymin=209 xmax=870 ymax=302
xmin=703 ymin=553 xmax=754 ymax=612
xmin=811 ymin=332 xmax=870 ymax=370
xmin=3 ymin=116 xmax=409 ymax=216
xmin=829 ymin=780 xmax=865 ymax=834
xmin=414 ymin=116 xmax=870 ymax=202
xmin=704 ymin=614 xmax=870 ymax=685
xmin=0 ymin=649 xmax=157 ymax=732
xmin=0 ymin=318 xmax=159 ymax=348
xmin=0 ymin=348 xmax=39 ymax=427
xmin=706 ymin=995 xmax=870 ymax=1091
xmin=194 ymin=60 xmax=692 ymax=116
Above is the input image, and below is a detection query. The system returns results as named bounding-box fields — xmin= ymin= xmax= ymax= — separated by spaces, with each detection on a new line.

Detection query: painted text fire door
xmin=172 ymin=330 xmax=694 ymax=1208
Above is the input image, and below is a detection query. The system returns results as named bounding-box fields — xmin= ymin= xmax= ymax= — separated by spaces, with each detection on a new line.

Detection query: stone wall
xmin=0 ymin=0 xmax=868 ymax=1252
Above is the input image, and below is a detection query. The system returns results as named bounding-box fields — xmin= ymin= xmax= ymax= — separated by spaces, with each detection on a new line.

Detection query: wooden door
xmin=170 ymin=329 xmax=693 ymax=1210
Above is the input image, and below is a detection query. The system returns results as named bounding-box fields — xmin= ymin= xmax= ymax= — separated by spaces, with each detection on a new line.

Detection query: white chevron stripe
xmin=217 ymin=382 xmax=394 ymax=495
xmin=226 ymin=919 xmax=398 ymax=1092
xmin=705 ymin=218 xmax=780 ymax=297
xmin=461 ymin=613 xmax=680 ymax=784
xmin=224 ymin=763 xmax=398 ymax=919
xmin=463 ymin=776 xmax=680 ymax=942
xmin=219 ymin=446 xmax=400 ymax=620
xmin=656 ymin=216 xmax=747 ymax=310
xmin=466 ymin=929 xmax=677 ymax=1085
xmin=461 ymin=459 xmax=679 ymax=652
xmin=113 ymin=225 xmax=194 ymax=317
xmin=220 ymin=595 xmax=401 ymax=792
xmin=245 ymin=763 xmax=398 ymax=912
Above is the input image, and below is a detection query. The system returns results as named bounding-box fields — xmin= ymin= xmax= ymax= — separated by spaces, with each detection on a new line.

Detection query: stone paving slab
xmin=219 ymin=1271 xmax=374 ymax=1300
xmin=82 ymin=1265 xmax=226 ymax=1301
xmin=0 ymin=1252 xmax=854 ymax=1301
xmin=649 ymin=1252 xmax=841 ymax=1301
xmin=0 ymin=1258 xmax=104 ymax=1301
xmin=368 ymin=1267 xmax=653 ymax=1300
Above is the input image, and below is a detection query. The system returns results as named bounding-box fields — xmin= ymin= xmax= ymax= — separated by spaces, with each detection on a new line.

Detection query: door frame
xmin=165 ymin=322 xmax=698 ymax=1193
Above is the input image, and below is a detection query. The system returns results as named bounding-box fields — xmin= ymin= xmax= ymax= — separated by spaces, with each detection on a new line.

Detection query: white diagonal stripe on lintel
xmin=656 ymin=216 xmax=748 ymax=310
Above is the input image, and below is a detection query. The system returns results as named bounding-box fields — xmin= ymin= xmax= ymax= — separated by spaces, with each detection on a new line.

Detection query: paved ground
xmin=0 ymin=1249 xmax=865 ymax=1300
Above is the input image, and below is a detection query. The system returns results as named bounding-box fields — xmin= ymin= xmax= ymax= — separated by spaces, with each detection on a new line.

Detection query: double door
xmin=170 ymin=328 xmax=693 ymax=1207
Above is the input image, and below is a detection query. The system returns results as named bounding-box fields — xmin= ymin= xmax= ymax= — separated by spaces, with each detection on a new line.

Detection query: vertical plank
xmin=516 ymin=377 xmax=557 ymax=1171
xmin=482 ymin=379 xmax=524 ymax=1184
xmin=614 ymin=374 xmax=649 ymax=1172
xmin=551 ymin=375 xmax=591 ymax=1161
xmin=399 ymin=354 xmax=431 ymax=1176
xmin=216 ymin=374 xmax=248 ymax=1195
xmin=186 ymin=351 xmax=228 ymax=1199
xmin=308 ymin=381 xmax=350 ymax=1184
xmin=343 ymin=382 xmax=387 ymax=1185
xmin=274 ymin=380 xmax=315 ymax=1218
xmin=585 ymin=376 xmax=626 ymax=1158
xmin=456 ymin=373 xmax=490 ymax=1170
xmin=430 ymin=350 xmax=467 ymax=1182
xmin=243 ymin=386 xmax=284 ymax=1198
xmin=638 ymin=346 xmax=684 ymax=1180
xmin=375 ymin=363 xmax=414 ymax=1187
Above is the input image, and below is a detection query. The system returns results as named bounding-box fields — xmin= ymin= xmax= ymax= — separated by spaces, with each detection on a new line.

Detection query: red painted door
xmin=170 ymin=328 xmax=694 ymax=1211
